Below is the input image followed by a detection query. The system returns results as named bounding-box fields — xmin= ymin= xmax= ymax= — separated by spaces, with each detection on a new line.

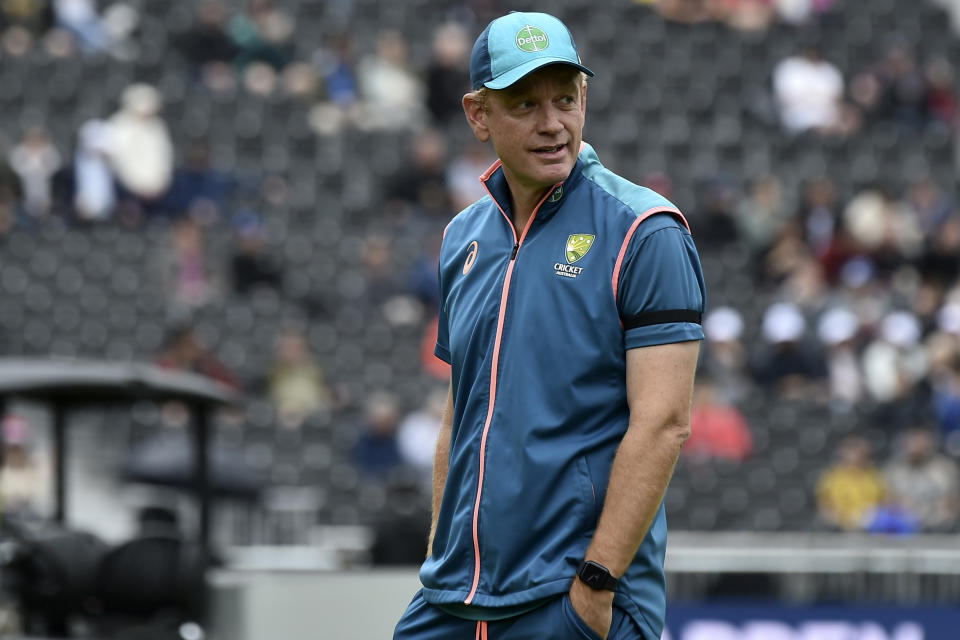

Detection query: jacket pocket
xmin=576 ymin=456 xmax=600 ymax=526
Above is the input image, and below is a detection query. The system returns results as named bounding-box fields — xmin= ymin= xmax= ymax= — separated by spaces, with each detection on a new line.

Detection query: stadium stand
xmin=0 ymin=0 xmax=958 ymax=550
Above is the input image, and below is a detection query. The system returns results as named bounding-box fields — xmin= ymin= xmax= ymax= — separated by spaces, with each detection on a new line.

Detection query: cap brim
xmin=484 ymin=58 xmax=594 ymax=90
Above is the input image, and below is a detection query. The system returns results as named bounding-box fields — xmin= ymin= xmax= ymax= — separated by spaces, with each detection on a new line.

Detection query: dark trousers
xmin=394 ymin=590 xmax=646 ymax=639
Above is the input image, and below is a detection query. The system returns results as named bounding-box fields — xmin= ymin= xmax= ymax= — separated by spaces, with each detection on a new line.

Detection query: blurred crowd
xmin=0 ymin=0 xmax=959 ymax=538
xmin=646 ymin=0 xmax=839 ymax=30
xmin=771 ymin=42 xmax=958 ymax=139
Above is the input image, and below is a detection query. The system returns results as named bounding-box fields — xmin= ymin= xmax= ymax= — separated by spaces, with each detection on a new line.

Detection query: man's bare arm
xmin=426 ymin=382 xmax=454 ymax=558
xmin=570 ymin=340 xmax=700 ymax=637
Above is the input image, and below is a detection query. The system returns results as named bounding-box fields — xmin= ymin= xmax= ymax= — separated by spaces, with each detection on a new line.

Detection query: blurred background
xmin=0 ymin=0 xmax=959 ymax=638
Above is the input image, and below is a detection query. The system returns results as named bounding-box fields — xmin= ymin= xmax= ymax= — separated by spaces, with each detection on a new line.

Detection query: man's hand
xmin=569 ymin=577 xmax=614 ymax=639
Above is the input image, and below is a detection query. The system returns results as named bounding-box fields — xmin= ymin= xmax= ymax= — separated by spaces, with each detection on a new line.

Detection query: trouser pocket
xmin=561 ymin=594 xmax=604 ymax=640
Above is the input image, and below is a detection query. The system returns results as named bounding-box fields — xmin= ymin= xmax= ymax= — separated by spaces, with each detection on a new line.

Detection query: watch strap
xmin=577 ymin=560 xmax=619 ymax=592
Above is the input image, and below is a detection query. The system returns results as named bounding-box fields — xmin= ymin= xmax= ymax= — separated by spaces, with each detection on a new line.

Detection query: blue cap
xmin=469 ymin=12 xmax=594 ymax=91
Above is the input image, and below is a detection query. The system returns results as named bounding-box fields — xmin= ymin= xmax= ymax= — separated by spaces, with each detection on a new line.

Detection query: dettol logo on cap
xmin=516 ymin=25 xmax=549 ymax=52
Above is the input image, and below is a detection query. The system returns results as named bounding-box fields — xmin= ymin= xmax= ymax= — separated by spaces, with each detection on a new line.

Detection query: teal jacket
xmin=422 ymin=143 xmax=706 ymax=639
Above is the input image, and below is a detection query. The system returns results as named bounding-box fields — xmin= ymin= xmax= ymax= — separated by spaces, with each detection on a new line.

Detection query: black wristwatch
xmin=577 ymin=560 xmax=619 ymax=592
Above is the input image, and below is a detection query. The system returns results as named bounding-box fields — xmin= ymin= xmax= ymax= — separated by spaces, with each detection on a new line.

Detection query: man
xmin=394 ymin=11 xmax=705 ymax=640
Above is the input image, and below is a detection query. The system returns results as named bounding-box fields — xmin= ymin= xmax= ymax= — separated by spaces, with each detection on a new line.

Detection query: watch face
xmin=579 ymin=562 xmax=610 ymax=589
xmin=581 ymin=566 xmax=606 ymax=588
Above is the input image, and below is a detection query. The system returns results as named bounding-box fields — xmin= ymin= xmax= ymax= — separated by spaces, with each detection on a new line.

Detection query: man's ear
xmin=580 ymin=77 xmax=588 ymax=118
xmin=463 ymin=92 xmax=490 ymax=143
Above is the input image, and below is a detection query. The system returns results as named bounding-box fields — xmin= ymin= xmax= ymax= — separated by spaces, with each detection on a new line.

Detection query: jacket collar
xmin=479 ymin=142 xmax=594 ymax=225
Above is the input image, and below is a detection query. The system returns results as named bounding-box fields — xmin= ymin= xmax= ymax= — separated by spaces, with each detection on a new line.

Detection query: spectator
xmin=267 ymin=328 xmax=331 ymax=428
xmin=0 ymin=0 xmax=51 ymax=35
xmin=832 ymin=256 xmax=890 ymax=329
xmin=153 ymin=217 xmax=223 ymax=309
xmin=446 ymin=141 xmax=496 ymax=213
xmin=906 ymin=177 xmax=956 ymax=238
xmin=385 ymin=129 xmax=451 ymax=223
xmin=753 ymin=302 xmax=826 ymax=398
xmin=817 ymin=307 xmax=864 ymax=409
xmin=397 ymin=388 xmax=447 ymax=483
xmin=863 ymin=496 xmax=921 ymax=536
xmin=816 ymin=436 xmax=885 ymax=531
xmin=924 ymin=57 xmax=958 ymax=129
xmin=929 ymin=321 xmax=960 ymax=454
xmin=861 ymin=311 xmax=928 ymax=410
xmin=734 ymin=174 xmax=788 ymax=258
xmin=0 ymin=133 xmax=23 ymax=235
xmin=176 ymin=1 xmax=237 ymax=82
xmin=155 ymin=323 xmax=241 ymax=391
xmin=70 ymin=119 xmax=116 ymax=222
xmin=796 ymin=176 xmax=841 ymax=262
xmin=228 ymin=0 xmax=293 ymax=72
xmin=309 ymin=34 xmax=360 ymax=135
xmin=53 ymin=0 xmax=107 ymax=53
xmin=655 ymin=0 xmax=715 ymax=24
xmin=282 ymin=61 xmax=320 ymax=100
xmin=774 ymin=0 xmax=837 ymax=25
xmin=166 ymin=140 xmax=235 ymax=221
xmin=408 ymin=230 xmax=442 ymax=311
xmin=9 ymin=126 xmax=61 ymax=219
xmin=693 ymin=175 xmax=740 ymax=251
xmin=242 ymin=60 xmax=279 ymax=96
xmin=356 ymin=29 xmax=426 ymax=131
xmin=100 ymin=1 xmax=139 ymax=62
xmin=772 ymin=46 xmax=845 ymax=135
xmin=717 ymin=0 xmax=775 ymax=32
xmin=319 ymin=33 xmax=359 ymax=105
xmin=0 ymin=414 xmax=51 ymax=519
xmin=842 ymin=187 xmax=923 ymax=271
xmin=230 ymin=211 xmax=282 ymax=295
xmin=930 ymin=0 xmax=960 ymax=36
xmin=641 ymin=171 xmax=674 ymax=201
xmin=779 ymin=252 xmax=828 ymax=313
xmin=1 ymin=24 xmax=33 ymax=57
xmin=918 ymin=212 xmax=960 ymax=287
xmin=108 ymin=84 xmax=175 ymax=216
xmin=884 ymin=429 xmax=960 ymax=532
xmin=352 ymin=392 xmax=402 ymax=479
xmin=420 ymin=313 xmax=451 ymax=380
xmin=700 ymin=306 xmax=750 ymax=404
xmin=43 ymin=22 xmax=77 ymax=58
xmin=873 ymin=45 xmax=929 ymax=131
xmin=683 ymin=378 xmax=753 ymax=462
xmin=360 ymin=234 xmax=404 ymax=315
xmin=425 ymin=22 xmax=471 ymax=126
xmin=763 ymin=220 xmax=813 ymax=287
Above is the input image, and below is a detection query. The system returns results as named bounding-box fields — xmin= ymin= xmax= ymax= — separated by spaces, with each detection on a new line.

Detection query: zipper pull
xmin=510 ymin=243 xmax=519 ymax=260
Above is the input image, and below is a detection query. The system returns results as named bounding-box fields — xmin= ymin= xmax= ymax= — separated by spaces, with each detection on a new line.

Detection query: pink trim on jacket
xmin=611 ymin=206 xmax=689 ymax=306
xmin=463 ymin=164 xmax=562 ymax=605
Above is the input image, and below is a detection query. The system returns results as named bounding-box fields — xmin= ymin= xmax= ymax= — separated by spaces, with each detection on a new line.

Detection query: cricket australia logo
xmin=516 ymin=25 xmax=549 ymax=52
xmin=554 ymin=234 xmax=595 ymax=279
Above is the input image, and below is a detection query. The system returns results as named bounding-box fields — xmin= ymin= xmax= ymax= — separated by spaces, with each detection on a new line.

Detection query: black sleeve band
xmin=622 ymin=309 xmax=702 ymax=330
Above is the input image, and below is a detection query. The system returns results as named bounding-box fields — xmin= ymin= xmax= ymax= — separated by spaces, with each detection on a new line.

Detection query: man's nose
xmin=537 ymin=105 xmax=565 ymax=135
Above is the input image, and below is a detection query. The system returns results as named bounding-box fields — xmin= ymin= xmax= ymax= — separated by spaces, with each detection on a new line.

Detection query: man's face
xmin=470 ymin=65 xmax=586 ymax=196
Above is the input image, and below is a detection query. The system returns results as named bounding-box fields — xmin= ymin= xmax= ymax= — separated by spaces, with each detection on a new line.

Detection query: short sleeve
xmin=434 ymin=248 xmax=451 ymax=364
xmin=435 ymin=301 xmax=451 ymax=363
xmin=616 ymin=217 xmax=706 ymax=350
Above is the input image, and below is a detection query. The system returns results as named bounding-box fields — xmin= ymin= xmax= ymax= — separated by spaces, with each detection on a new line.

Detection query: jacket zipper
xmin=464 ymin=181 xmax=560 ymax=605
